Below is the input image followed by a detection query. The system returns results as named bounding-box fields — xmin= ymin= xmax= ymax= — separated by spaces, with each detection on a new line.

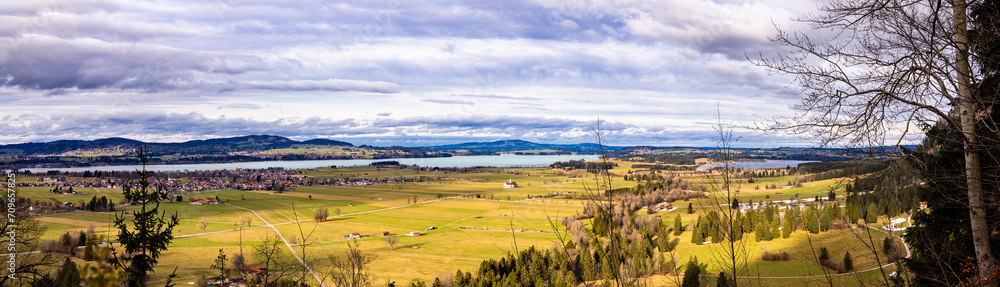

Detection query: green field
xmin=23 ymin=163 xmax=907 ymax=286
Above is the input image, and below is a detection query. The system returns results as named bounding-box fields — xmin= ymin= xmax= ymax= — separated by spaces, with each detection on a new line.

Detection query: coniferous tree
xmin=692 ymin=217 xmax=706 ymax=244
xmin=211 ymin=248 xmax=228 ymax=279
xmin=782 ymin=209 xmax=795 ymax=238
xmin=581 ymin=246 xmax=595 ymax=281
xmin=681 ymin=257 xmax=701 ymax=287
xmin=658 ymin=227 xmax=672 ymax=252
xmin=770 ymin=217 xmax=780 ymax=241
xmin=843 ymin=251 xmax=854 ymax=271
xmin=818 ymin=247 xmax=830 ymax=262
xmin=78 ymin=231 xmax=87 ymax=247
xmin=673 ymin=214 xmax=684 ymax=236
xmin=819 ymin=208 xmax=831 ymax=232
xmin=717 ymin=271 xmax=731 ymax=287
xmin=110 ymin=147 xmax=181 ymax=287
xmin=55 ymin=257 xmax=82 ymax=287
xmin=865 ymin=204 xmax=878 ymax=224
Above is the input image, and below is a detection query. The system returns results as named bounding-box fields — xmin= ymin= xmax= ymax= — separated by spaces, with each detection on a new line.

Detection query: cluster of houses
xmin=189 ymin=197 xmax=221 ymax=205
xmin=21 ymin=168 xmax=393 ymax=192
xmin=521 ymin=191 xmax=567 ymax=200
xmin=346 ymin=228 xmax=431 ymax=239
xmin=49 ymin=187 xmax=77 ymax=195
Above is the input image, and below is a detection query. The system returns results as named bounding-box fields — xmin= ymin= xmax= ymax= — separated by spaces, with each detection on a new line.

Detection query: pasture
xmin=23 ymin=162 xmax=905 ymax=286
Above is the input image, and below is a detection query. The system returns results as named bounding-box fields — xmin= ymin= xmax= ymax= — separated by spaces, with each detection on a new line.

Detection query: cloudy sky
xmin=0 ymin=0 xmax=824 ymax=147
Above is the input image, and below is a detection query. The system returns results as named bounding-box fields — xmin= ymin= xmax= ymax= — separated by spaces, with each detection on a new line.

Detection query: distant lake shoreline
xmin=696 ymin=160 xmax=817 ymax=170
xmin=22 ymin=154 xmax=601 ymax=173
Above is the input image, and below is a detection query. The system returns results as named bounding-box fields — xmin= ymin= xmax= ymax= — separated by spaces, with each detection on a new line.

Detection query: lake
xmin=23 ymin=154 xmax=601 ymax=173
xmin=696 ymin=160 xmax=817 ymax=170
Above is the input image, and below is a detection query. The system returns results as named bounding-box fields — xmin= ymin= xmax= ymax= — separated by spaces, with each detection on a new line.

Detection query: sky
xmin=0 ymin=0 xmax=827 ymax=147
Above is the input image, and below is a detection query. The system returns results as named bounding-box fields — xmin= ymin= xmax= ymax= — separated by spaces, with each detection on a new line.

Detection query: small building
xmin=348 ymin=232 xmax=362 ymax=239
xmin=919 ymin=201 xmax=928 ymax=210
xmin=503 ymin=179 xmax=517 ymax=189
xmin=381 ymin=231 xmax=391 ymax=236
xmin=226 ymin=276 xmax=245 ymax=284
xmin=408 ymin=231 xmax=421 ymax=236
xmin=248 ymin=265 xmax=268 ymax=279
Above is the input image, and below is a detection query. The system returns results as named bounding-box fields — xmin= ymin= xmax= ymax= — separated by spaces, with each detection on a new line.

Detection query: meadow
xmin=23 ymin=161 xmax=906 ymax=286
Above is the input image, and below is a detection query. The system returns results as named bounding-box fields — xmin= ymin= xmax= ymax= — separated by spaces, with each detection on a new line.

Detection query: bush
xmin=761 ymin=251 xmax=790 ymax=261
xmin=820 ymin=259 xmax=847 ymax=273
xmin=196 ymin=276 xmax=209 ymax=286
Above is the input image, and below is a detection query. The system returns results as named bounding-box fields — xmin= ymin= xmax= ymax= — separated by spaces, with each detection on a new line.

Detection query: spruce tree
xmin=820 ymin=208 xmax=831 ymax=232
xmin=110 ymin=147 xmax=180 ymax=287
xmin=782 ymin=209 xmax=794 ymax=238
xmin=673 ymin=214 xmax=683 ymax=236
xmin=843 ymin=251 xmax=854 ymax=271
xmin=691 ymin=221 xmax=705 ymax=244
xmin=770 ymin=217 xmax=780 ymax=241
xmin=658 ymin=229 xmax=672 ymax=252
xmin=717 ymin=271 xmax=730 ymax=287
xmin=55 ymin=257 xmax=82 ymax=287
xmin=681 ymin=257 xmax=701 ymax=287
xmin=818 ymin=247 xmax=830 ymax=261
xmin=581 ymin=246 xmax=595 ymax=281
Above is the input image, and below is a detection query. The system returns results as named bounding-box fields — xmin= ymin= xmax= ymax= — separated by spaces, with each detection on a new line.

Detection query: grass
xmin=23 ymin=163 xmax=900 ymax=286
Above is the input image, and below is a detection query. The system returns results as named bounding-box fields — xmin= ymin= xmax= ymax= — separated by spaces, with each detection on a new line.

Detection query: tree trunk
xmin=953 ymin=1 xmax=996 ymax=285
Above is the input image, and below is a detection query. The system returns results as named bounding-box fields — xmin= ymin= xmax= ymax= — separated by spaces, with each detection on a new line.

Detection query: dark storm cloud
xmin=1 ymin=112 xmax=374 ymax=142
xmin=0 ymin=36 xmax=267 ymax=91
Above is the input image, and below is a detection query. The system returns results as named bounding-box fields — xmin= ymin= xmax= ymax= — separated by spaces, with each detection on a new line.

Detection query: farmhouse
xmin=408 ymin=231 xmax=421 ymax=236
xmin=348 ymin=232 xmax=362 ymax=239
xmin=381 ymin=231 xmax=390 ymax=236
xmin=248 ymin=265 xmax=268 ymax=278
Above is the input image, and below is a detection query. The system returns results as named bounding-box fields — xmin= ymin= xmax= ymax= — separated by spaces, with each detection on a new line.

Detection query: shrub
xmin=761 ymin=251 xmax=790 ymax=261
xmin=820 ymin=259 xmax=847 ymax=273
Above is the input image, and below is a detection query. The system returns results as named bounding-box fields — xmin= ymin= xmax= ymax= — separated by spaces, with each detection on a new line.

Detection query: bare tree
xmin=0 ymin=211 xmax=61 ymax=286
xmin=754 ymin=0 xmax=995 ymax=284
xmin=198 ymin=217 xmax=210 ymax=233
xmin=383 ymin=235 xmax=399 ymax=251
xmin=326 ymin=240 xmax=376 ymax=287
xmin=314 ymin=207 xmax=329 ymax=222
xmin=291 ymin=203 xmax=321 ymax=285
xmin=705 ymin=108 xmax=754 ymax=287
xmin=253 ymin=235 xmax=285 ymax=287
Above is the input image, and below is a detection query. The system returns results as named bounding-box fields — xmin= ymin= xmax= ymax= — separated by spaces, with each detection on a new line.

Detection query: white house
xmin=503 ymin=179 xmax=517 ymax=189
